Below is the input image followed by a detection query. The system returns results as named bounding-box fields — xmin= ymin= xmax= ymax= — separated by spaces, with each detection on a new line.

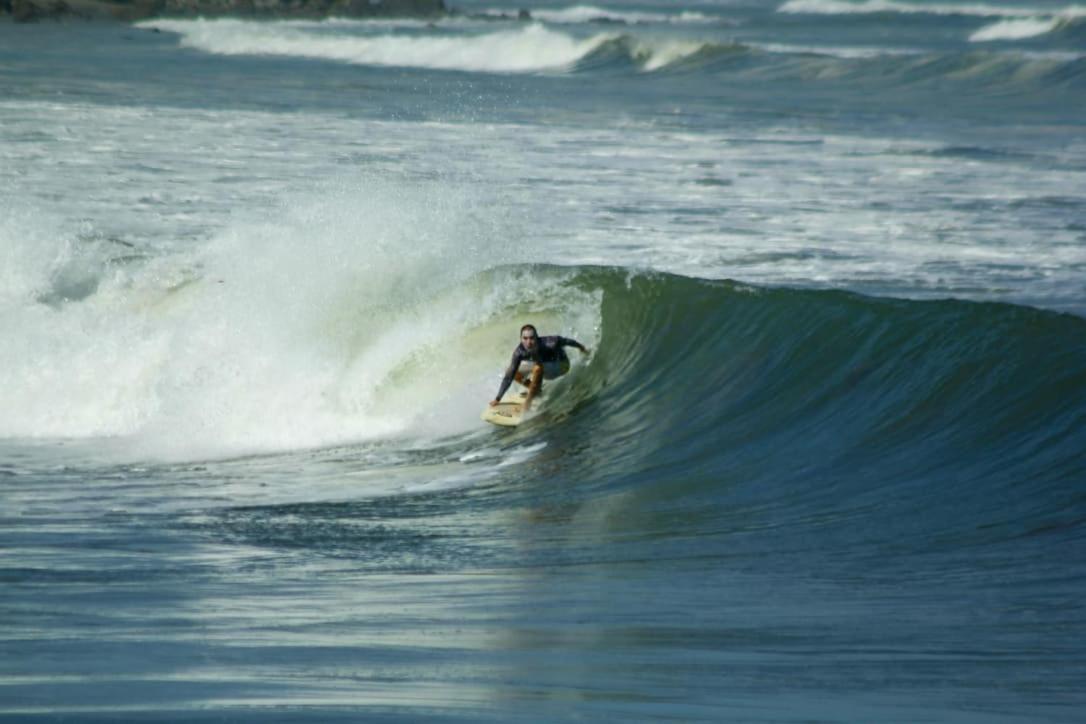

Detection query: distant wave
xmin=779 ymin=0 xmax=1086 ymax=20
xmin=141 ymin=16 xmax=1086 ymax=83
xmin=972 ymin=13 xmax=1086 ymax=41
xmin=777 ymin=0 xmax=1086 ymax=24
xmin=780 ymin=0 xmax=1086 ymax=43
xmin=144 ymin=18 xmax=727 ymax=74
xmin=145 ymin=19 xmax=612 ymax=73
xmin=755 ymin=42 xmax=923 ymax=59
xmin=480 ymin=5 xmax=719 ymax=26
xmin=898 ymin=144 xmax=1044 ymax=162
xmin=576 ymin=35 xmax=740 ymax=72
xmin=718 ymin=44 xmax=1086 ymax=92
xmin=970 ymin=16 xmax=1063 ymax=41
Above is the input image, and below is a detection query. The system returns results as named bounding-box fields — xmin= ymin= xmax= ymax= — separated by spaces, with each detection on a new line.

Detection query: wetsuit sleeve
xmin=494 ymin=348 xmax=524 ymax=402
xmin=558 ymin=336 xmax=587 ymax=351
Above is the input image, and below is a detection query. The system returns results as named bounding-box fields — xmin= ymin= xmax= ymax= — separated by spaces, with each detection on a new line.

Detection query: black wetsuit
xmin=494 ymin=335 xmax=585 ymax=402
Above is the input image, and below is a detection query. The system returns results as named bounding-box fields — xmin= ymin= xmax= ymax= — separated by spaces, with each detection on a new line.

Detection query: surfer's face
xmin=521 ymin=331 xmax=537 ymax=351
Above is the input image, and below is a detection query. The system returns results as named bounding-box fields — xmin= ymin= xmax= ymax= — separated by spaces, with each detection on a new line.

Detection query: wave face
xmin=6 ymin=246 xmax=1084 ymax=593
xmin=541 ymin=268 xmax=1086 ymax=547
xmin=15 ymin=258 xmax=1079 ymax=588
xmin=6 ymin=247 xmax=1084 ymax=536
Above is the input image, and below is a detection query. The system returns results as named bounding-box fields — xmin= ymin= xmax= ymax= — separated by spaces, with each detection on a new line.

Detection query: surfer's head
xmin=520 ymin=324 xmax=538 ymax=351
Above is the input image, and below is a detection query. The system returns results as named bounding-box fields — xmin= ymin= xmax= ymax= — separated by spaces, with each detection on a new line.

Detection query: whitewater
xmin=2 ymin=1 xmax=1085 ymax=721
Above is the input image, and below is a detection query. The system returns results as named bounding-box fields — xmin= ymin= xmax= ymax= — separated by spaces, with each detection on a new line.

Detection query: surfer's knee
xmin=530 ymin=365 xmax=544 ymax=388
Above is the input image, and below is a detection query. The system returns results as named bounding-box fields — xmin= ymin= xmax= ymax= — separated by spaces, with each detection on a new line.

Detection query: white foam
xmin=144 ymin=18 xmax=613 ymax=73
xmin=0 ymin=165 xmax=603 ymax=459
xmin=518 ymin=5 xmax=715 ymax=25
xmin=0 ymin=207 xmax=68 ymax=306
xmin=0 ymin=208 xmax=171 ymax=439
xmin=631 ymin=38 xmax=715 ymax=71
xmin=779 ymin=0 xmax=1086 ymax=19
xmin=757 ymin=42 xmax=923 ymax=58
xmin=970 ymin=17 xmax=1063 ymax=40
xmin=403 ymin=441 xmax=548 ymax=492
xmin=140 ymin=184 xmax=532 ymax=458
xmin=0 ymin=184 xmax=422 ymax=447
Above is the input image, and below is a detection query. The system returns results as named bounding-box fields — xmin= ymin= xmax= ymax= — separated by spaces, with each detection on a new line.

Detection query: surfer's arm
xmin=493 ymin=350 xmax=523 ymax=402
xmin=493 ymin=370 xmax=514 ymax=404
xmin=559 ymin=336 xmax=589 ymax=354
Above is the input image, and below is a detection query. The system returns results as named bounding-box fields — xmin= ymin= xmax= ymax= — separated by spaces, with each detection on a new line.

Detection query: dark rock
xmin=5 ymin=0 xmax=164 ymax=20
xmin=2 ymin=0 xmax=446 ymax=21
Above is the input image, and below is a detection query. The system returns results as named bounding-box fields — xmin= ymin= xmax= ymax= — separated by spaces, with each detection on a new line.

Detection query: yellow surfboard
xmin=481 ymin=400 xmax=525 ymax=427
xmin=481 ymin=390 xmax=531 ymax=427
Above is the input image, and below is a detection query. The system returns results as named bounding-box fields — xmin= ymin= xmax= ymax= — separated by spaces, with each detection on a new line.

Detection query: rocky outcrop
xmin=158 ymin=0 xmax=446 ymax=18
xmin=5 ymin=0 xmax=154 ymax=21
xmin=2 ymin=0 xmax=447 ymax=22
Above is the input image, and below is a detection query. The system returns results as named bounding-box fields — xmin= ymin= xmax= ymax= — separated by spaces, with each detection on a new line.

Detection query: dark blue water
xmin=2 ymin=2 xmax=1085 ymax=720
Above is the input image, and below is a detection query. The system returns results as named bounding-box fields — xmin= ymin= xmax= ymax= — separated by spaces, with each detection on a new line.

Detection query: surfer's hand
xmin=489 ymin=400 xmax=499 ymax=407
xmin=582 ymin=347 xmax=591 ymax=357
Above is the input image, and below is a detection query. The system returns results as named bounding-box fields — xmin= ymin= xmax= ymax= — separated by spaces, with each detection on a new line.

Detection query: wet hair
xmin=520 ymin=324 xmax=538 ymax=339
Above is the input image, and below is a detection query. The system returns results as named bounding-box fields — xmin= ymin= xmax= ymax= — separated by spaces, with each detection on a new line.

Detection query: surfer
xmin=490 ymin=324 xmax=590 ymax=412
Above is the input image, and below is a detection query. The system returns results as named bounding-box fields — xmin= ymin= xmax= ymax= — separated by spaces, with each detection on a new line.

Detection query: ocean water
xmin=2 ymin=1 xmax=1085 ymax=720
